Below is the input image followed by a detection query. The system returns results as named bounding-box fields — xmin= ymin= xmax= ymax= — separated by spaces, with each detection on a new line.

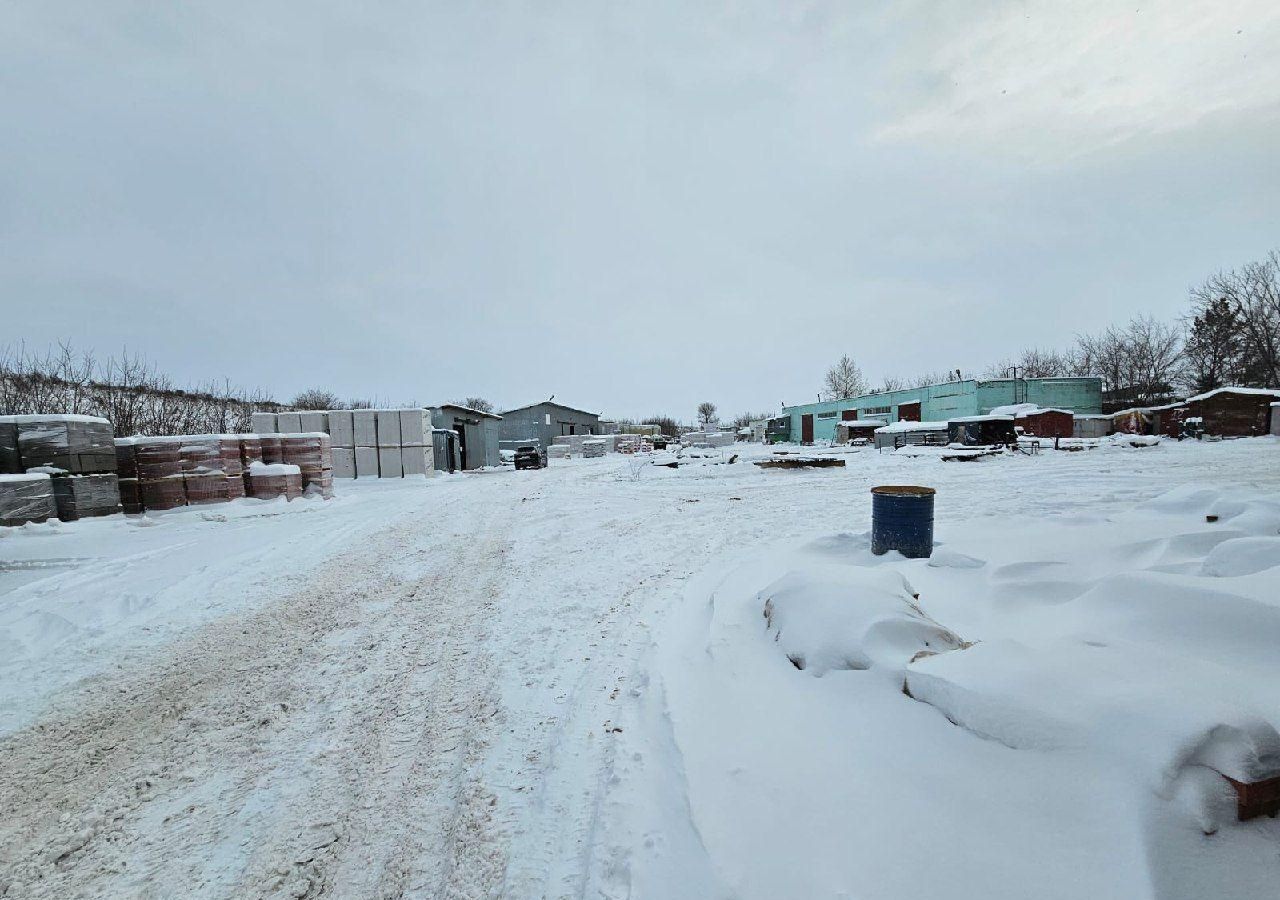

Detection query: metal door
xmin=801 ymin=414 xmax=814 ymax=443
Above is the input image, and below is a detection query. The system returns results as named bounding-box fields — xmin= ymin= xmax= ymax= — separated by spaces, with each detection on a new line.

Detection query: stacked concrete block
xmin=582 ymin=439 xmax=606 ymax=458
xmin=328 ymin=410 xmax=355 ymax=448
xmin=399 ymin=409 xmax=435 ymax=477
xmin=0 ymin=473 xmax=58 ymax=525
xmin=375 ymin=409 xmax=402 ymax=478
xmin=251 ymin=412 xmax=278 ymax=434
xmin=276 ymin=412 xmax=302 ymax=433
xmin=332 ymin=448 xmax=356 ymax=479
xmin=616 ymin=434 xmax=640 ymax=454
xmin=355 ymin=447 xmax=380 ymax=478
xmin=547 ymin=444 xmax=570 ymax=460
xmin=353 ymin=410 xmax=378 ymax=447
xmin=299 ymin=411 xmax=329 ymax=433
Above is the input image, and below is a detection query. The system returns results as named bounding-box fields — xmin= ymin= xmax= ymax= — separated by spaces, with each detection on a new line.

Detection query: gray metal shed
xmin=497 ymin=401 xmax=601 ymax=450
xmin=430 ymin=405 xmax=503 ymax=470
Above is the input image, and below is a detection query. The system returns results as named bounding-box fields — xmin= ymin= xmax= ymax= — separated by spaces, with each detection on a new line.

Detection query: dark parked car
xmin=514 ymin=443 xmax=547 ymax=470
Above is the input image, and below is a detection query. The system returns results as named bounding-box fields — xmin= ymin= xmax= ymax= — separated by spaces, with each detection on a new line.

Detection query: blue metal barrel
xmin=871 ymin=485 xmax=936 ymax=558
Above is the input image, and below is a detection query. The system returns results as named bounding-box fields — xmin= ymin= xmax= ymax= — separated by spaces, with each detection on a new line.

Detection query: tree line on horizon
xmin=820 ymin=248 xmax=1280 ymax=409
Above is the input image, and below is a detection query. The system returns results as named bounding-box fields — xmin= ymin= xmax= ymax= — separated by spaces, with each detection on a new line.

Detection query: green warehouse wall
xmin=783 ymin=378 xmax=1102 ymax=442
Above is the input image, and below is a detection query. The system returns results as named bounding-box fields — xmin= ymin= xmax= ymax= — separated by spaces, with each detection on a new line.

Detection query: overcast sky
xmin=3 ymin=1 xmax=1278 ymax=419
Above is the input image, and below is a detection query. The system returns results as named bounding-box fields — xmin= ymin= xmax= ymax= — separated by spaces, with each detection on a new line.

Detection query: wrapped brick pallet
xmin=127 ymin=437 xmax=186 ymax=511
xmin=0 ymin=419 xmax=19 ymax=473
xmin=0 ymin=473 xmax=58 ymax=526
xmin=49 ymin=473 xmax=122 ymax=521
xmin=0 ymin=414 xmax=116 ymax=474
xmin=280 ymin=432 xmax=333 ymax=498
xmin=246 ymin=462 xmax=303 ymax=500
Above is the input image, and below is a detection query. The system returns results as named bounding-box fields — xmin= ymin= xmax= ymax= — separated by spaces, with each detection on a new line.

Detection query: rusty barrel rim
xmin=871 ymin=485 xmax=936 ymax=497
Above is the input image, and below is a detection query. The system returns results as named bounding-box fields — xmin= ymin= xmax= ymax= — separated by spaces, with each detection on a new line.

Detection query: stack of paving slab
xmin=547 ymin=444 xmax=571 ymax=460
xmin=259 ymin=408 xmax=435 ymax=479
xmin=0 ymin=414 xmax=123 ymax=524
xmin=615 ymin=434 xmax=640 ymax=454
xmin=582 ymin=438 xmax=607 ymax=458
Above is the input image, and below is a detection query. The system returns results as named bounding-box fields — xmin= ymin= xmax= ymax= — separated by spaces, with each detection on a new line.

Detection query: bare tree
xmin=643 ymin=415 xmax=680 ymax=437
xmin=696 ymin=401 xmax=717 ymax=427
xmin=1196 ymin=251 xmax=1280 ymax=388
xmin=879 ymin=376 xmax=906 ymax=393
xmin=823 ymin=355 xmax=867 ymax=400
xmin=453 ymin=397 xmax=495 ymax=414
xmin=292 ymin=388 xmax=343 ymax=410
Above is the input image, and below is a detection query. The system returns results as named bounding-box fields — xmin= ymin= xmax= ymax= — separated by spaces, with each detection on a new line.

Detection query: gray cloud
xmin=3 ymin=1 xmax=1278 ymax=419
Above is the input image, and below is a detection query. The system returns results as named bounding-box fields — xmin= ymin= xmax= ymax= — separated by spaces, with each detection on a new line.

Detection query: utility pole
xmin=1006 ymin=366 xmax=1022 ymax=404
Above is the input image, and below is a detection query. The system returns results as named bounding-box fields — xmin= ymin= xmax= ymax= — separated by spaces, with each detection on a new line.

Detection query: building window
xmin=862 ymin=405 xmax=890 ymax=415
xmin=816 ymin=411 xmax=837 ymax=420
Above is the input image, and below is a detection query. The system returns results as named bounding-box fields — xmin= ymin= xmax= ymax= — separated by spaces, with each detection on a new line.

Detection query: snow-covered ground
xmin=1 ymin=438 xmax=1278 ymax=898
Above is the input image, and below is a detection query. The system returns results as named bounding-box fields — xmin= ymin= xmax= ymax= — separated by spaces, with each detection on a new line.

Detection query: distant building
xmin=781 ymin=377 xmax=1103 ymax=443
xmin=497 ymin=401 xmax=601 ymax=450
xmin=430 ymin=404 xmax=503 ymax=469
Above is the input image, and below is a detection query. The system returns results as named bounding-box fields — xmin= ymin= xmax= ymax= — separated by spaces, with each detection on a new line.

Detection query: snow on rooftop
xmin=874 ymin=420 xmax=949 ymax=433
xmin=1184 ymin=385 xmax=1280 ymax=404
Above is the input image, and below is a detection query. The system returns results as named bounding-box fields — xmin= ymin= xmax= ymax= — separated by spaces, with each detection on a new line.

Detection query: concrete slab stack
xmin=0 ymin=473 xmax=58 ymax=525
xmin=547 ymin=444 xmax=570 ymax=460
xmin=251 ymin=412 xmax=278 ymax=434
xmin=399 ymin=409 xmax=435 ymax=477
xmin=582 ymin=438 xmax=606 ymax=458
xmin=276 ymin=412 xmax=302 ymax=434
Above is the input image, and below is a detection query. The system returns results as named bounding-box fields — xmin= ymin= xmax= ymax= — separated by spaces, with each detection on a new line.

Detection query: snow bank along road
xmin=1 ymin=439 xmax=1279 ymax=898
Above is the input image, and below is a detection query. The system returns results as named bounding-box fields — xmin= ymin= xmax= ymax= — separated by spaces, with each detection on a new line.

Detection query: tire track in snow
xmin=0 ymin=493 xmax=517 ymax=900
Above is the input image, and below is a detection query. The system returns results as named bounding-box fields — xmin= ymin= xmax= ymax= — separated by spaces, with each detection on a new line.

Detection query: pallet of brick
xmin=179 ymin=436 xmax=224 ymax=476
xmin=355 ymin=446 xmax=380 ymax=478
xmin=184 ymin=472 xmax=227 ymax=504
xmin=281 ymin=433 xmax=333 ymax=495
xmin=0 ymin=473 xmax=58 ymax=526
xmin=547 ymin=444 xmax=570 ymax=459
xmin=50 ymin=473 xmax=122 ymax=521
xmin=582 ymin=439 xmax=606 ymax=459
xmin=118 ymin=477 xmax=143 ymax=514
xmin=328 ymin=410 xmax=355 ymax=448
xmin=114 ymin=438 xmax=139 ymax=479
xmin=130 ymin=437 xmax=187 ymax=510
xmin=259 ymin=434 xmax=283 ymax=464
xmin=225 ymin=470 xmax=247 ymax=500
xmin=251 ymin=412 xmax=278 ymax=434
xmin=245 ymin=462 xmax=303 ymax=500
xmin=276 ymin=412 xmax=302 ymax=433
xmin=239 ymin=435 xmax=263 ymax=467
xmin=353 ymin=410 xmax=378 ymax=448
xmin=615 ymin=434 xmax=640 ymax=454
xmin=10 ymin=415 xmax=116 ymax=474
xmin=0 ymin=419 xmax=19 ymax=473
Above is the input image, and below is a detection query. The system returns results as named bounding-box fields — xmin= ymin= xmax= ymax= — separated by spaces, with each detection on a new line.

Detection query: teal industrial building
xmin=781 ymin=377 xmax=1103 ymax=443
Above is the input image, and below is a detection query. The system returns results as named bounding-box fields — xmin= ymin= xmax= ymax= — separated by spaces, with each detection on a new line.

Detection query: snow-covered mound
xmin=760 ymin=565 xmax=963 ymax=674
xmin=1201 ymin=537 xmax=1280 ymax=577
xmin=905 ymin=637 xmax=1280 ymax=828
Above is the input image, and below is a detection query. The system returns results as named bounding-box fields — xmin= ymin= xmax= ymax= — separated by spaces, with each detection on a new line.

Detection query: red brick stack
xmin=245 ymin=462 xmax=303 ymax=500
xmin=280 ymin=432 xmax=333 ymax=498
